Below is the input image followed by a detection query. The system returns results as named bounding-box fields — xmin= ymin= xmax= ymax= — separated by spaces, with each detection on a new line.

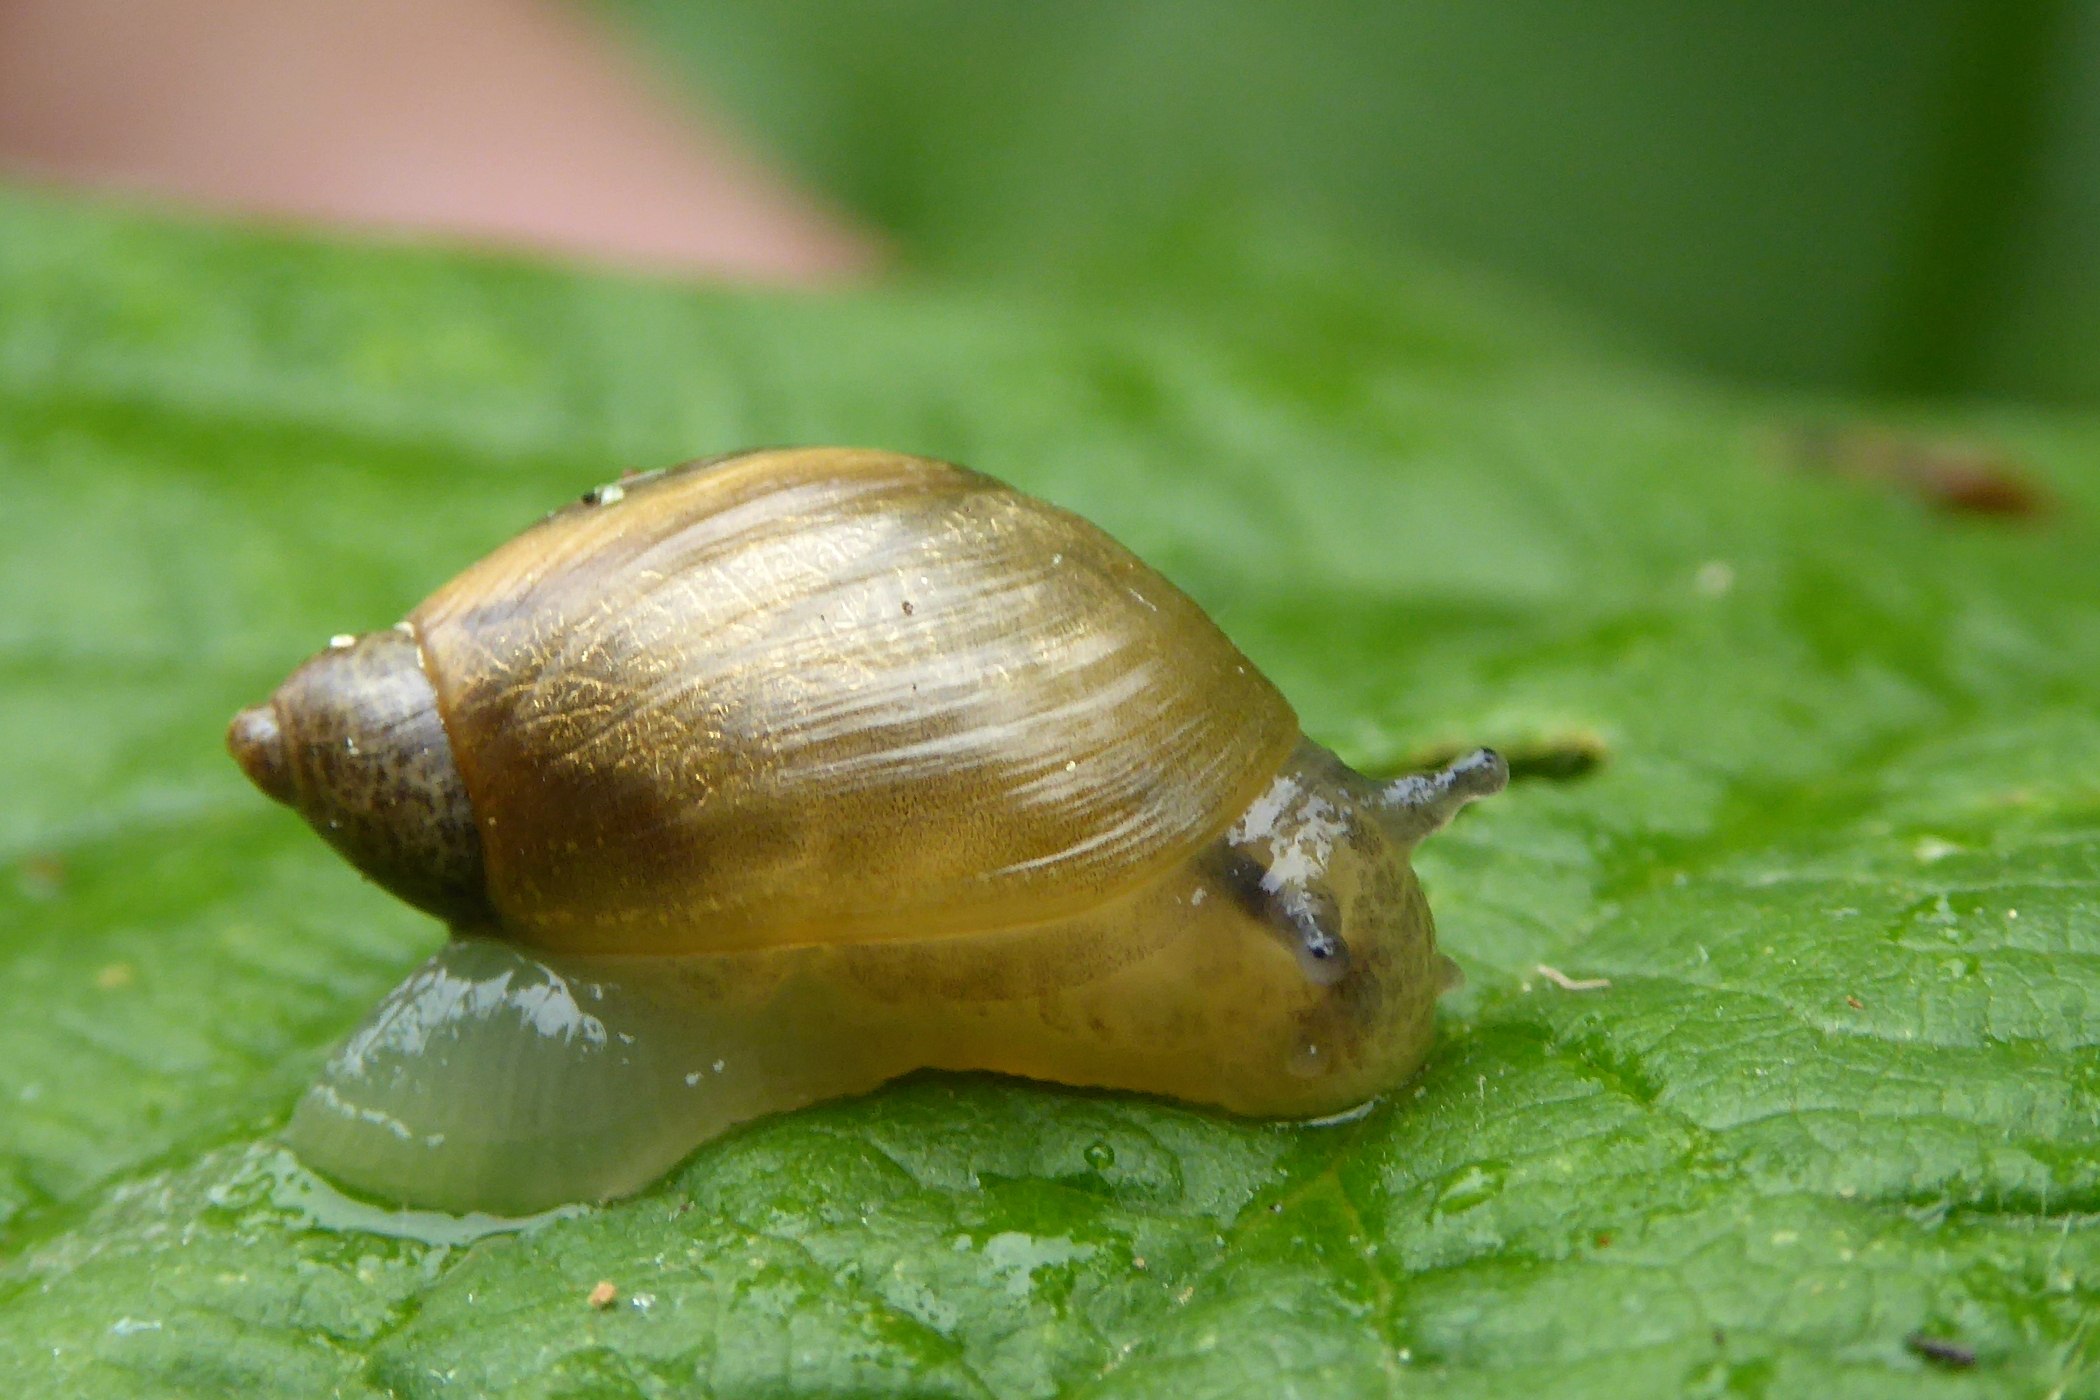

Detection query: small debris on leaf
xmin=1537 ymin=964 xmax=1611 ymax=992
xmin=587 ymin=1280 xmax=619 ymax=1310
xmin=1846 ymin=995 xmax=1865 ymax=1010
xmin=16 ymin=852 xmax=65 ymax=898
xmin=1905 ymin=1332 xmax=1976 ymax=1369
xmin=1783 ymin=425 xmax=2050 ymax=520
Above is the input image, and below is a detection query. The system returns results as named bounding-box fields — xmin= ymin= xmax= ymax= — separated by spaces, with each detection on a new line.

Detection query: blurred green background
xmin=617 ymin=0 xmax=2100 ymax=402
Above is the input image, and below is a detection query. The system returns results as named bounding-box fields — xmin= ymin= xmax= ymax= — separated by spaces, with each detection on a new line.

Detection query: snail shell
xmin=229 ymin=448 xmax=1504 ymax=1215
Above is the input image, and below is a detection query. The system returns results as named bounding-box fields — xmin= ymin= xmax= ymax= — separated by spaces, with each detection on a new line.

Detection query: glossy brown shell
xmin=409 ymin=448 xmax=1298 ymax=955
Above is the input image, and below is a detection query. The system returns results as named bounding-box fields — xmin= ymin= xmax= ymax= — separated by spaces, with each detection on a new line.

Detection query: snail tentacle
xmin=1377 ymin=748 xmax=1508 ymax=844
xmin=1204 ymin=843 xmax=1351 ymax=987
xmin=1277 ymin=883 xmax=1351 ymax=986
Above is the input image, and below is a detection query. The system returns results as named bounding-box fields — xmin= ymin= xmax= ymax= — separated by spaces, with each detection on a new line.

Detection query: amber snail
xmin=228 ymin=448 xmax=1504 ymax=1215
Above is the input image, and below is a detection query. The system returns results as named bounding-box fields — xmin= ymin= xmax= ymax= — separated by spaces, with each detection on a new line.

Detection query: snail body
xmin=230 ymin=449 xmax=1503 ymax=1215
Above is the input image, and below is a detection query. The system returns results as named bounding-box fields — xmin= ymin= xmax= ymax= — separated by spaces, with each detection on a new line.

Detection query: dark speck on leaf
xmin=1905 ymin=1333 xmax=1976 ymax=1369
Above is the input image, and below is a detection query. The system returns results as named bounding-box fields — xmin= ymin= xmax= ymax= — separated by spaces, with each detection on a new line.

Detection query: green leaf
xmin=2 ymin=185 xmax=2097 ymax=1398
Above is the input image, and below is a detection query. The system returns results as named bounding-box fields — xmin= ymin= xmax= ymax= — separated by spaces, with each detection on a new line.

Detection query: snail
xmin=228 ymin=448 xmax=1504 ymax=1216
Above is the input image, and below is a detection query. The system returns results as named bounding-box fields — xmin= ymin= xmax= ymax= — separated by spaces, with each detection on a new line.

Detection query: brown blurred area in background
xmin=0 ymin=0 xmax=876 ymax=283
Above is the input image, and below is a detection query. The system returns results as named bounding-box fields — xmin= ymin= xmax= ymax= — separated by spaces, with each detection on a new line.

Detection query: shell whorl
xmin=411 ymin=449 xmax=1299 ymax=955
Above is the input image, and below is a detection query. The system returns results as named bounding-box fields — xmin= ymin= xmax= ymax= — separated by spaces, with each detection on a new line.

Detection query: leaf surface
xmin=0 ymin=188 xmax=2097 ymax=1397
